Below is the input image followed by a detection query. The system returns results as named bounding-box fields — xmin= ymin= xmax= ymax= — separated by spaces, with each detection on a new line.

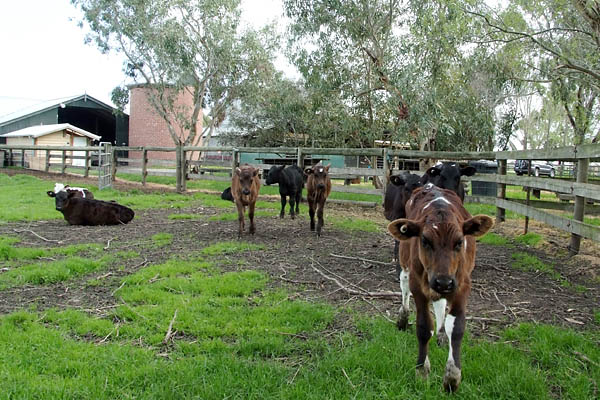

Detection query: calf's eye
xmin=454 ymin=240 xmax=463 ymax=251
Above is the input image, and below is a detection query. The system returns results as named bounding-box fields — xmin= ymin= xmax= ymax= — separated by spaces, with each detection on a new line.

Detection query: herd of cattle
xmin=46 ymin=161 xmax=493 ymax=392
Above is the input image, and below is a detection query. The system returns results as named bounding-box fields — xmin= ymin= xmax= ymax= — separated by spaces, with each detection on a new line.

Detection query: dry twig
xmin=13 ymin=228 xmax=62 ymax=244
xmin=330 ymin=253 xmax=391 ymax=266
xmin=309 ymin=259 xmax=401 ymax=299
xmin=163 ymin=309 xmax=178 ymax=344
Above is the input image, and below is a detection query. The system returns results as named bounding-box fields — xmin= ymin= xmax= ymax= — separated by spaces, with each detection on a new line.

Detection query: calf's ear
xmin=324 ymin=164 xmax=331 ymax=172
xmin=388 ymin=218 xmax=422 ymax=241
xmin=463 ymin=215 xmax=494 ymax=237
xmin=252 ymin=168 xmax=259 ymax=177
xmin=460 ymin=166 xmax=476 ymax=177
xmin=390 ymin=175 xmax=406 ymax=186
xmin=47 ymin=191 xmax=56 ymax=198
xmin=304 ymin=167 xmax=314 ymax=175
xmin=235 ymin=167 xmax=241 ymax=176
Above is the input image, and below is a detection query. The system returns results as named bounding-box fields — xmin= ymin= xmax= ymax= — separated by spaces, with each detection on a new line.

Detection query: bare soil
xmin=1 ymin=169 xmax=598 ymax=340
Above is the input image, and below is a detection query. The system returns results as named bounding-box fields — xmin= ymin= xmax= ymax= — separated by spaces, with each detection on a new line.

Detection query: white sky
xmin=0 ymin=0 xmax=294 ymax=117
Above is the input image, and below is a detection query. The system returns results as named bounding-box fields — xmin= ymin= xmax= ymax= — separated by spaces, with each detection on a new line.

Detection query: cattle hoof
xmin=436 ymin=331 xmax=448 ymax=347
xmin=397 ymin=311 xmax=409 ymax=331
xmin=443 ymin=363 xmax=461 ymax=393
xmin=416 ymin=358 xmax=430 ymax=378
xmin=290 ymin=214 xmax=295 ymax=220
xmin=279 ymin=214 xmax=284 ymax=219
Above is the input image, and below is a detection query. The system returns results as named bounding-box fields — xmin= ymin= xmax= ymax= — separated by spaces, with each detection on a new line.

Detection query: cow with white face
xmin=51 ymin=183 xmax=94 ymax=199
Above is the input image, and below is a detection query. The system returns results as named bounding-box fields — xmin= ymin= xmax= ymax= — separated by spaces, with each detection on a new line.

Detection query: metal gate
xmin=98 ymin=142 xmax=112 ymax=190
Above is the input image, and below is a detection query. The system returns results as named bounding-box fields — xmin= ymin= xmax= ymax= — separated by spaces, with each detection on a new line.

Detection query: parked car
xmin=514 ymin=160 xmax=556 ymax=177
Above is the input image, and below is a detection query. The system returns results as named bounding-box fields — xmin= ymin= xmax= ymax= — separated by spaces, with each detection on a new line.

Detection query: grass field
xmin=0 ymin=171 xmax=598 ymax=399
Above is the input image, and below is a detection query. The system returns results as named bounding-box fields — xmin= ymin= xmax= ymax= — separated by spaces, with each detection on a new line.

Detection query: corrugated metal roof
xmin=0 ymin=123 xmax=101 ymax=141
xmin=0 ymin=94 xmax=121 ymax=126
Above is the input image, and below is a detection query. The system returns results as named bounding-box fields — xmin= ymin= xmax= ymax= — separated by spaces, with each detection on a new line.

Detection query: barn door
xmin=98 ymin=142 xmax=112 ymax=190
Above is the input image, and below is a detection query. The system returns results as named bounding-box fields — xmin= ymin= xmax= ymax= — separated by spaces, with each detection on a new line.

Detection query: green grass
xmin=167 ymin=213 xmax=203 ymax=220
xmin=0 ymin=255 xmax=115 ymax=290
xmin=328 ymin=216 xmax=380 ymax=232
xmin=511 ymin=252 xmax=570 ymax=287
xmin=151 ymin=233 xmax=173 ymax=247
xmin=0 ymin=236 xmax=102 ymax=263
xmin=477 ymin=232 xmax=511 ymax=246
xmin=515 ymin=232 xmax=543 ymax=246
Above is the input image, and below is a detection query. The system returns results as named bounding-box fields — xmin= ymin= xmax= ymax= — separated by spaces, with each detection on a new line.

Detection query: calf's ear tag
xmin=400 ymin=224 xmax=408 ymax=233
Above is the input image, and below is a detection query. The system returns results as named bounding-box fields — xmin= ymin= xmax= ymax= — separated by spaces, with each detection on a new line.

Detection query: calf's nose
xmin=242 ymin=189 xmax=251 ymax=195
xmin=317 ymin=183 xmax=325 ymax=190
xmin=430 ymin=275 xmax=456 ymax=294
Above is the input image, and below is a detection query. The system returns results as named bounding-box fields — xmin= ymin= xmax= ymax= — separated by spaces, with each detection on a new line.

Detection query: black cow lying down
xmin=221 ymin=187 xmax=234 ymax=202
xmin=47 ymin=190 xmax=134 ymax=226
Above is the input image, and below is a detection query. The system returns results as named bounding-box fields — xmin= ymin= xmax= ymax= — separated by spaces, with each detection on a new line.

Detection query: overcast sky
xmin=0 ymin=0 xmax=293 ymax=117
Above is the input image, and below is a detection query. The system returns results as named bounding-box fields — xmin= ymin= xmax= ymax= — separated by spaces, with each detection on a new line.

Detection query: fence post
xmin=83 ymin=150 xmax=89 ymax=178
xmin=297 ymin=147 xmax=304 ymax=170
xmin=180 ymin=146 xmax=187 ymax=192
xmin=8 ymin=150 xmax=13 ymax=167
xmin=496 ymin=159 xmax=506 ymax=222
xmin=111 ymin=148 xmax=118 ymax=180
xmin=382 ymin=148 xmax=389 ymax=205
xmin=61 ymin=150 xmax=66 ymax=174
xmin=21 ymin=150 xmax=25 ymax=168
xmin=568 ymin=157 xmax=590 ymax=255
xmin=524 ymin=159 xmax=532 ymax=234
xmin=142 ymin=148 xmax=148 ymax=186
xmin=231 ymin=149 xmax=239 ymax=175
xmin=45 ymin=150 xmax=50 ymax=173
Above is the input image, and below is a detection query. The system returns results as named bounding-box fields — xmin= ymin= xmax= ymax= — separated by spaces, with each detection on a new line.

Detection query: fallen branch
xmin=309 ymin=260 xmax=401 ymax=299
xmin=361 ymin=296 xmax=395 ymax=324
xmin=104 ymin=238 xmax=114 ymax=250
xmin=163 ymin=309 xmax=178 ymax=344
xmin=330 ymin=253 xmax=391 ymax=266
xmin=13 ymin=229 xmax=62 ymax=244
xmin=110 ymin=281 xmax=126 ymax=297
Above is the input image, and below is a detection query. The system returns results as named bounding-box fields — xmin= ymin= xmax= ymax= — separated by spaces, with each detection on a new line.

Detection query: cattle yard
xmin=0 ymin=168 xmax=598 ymax=398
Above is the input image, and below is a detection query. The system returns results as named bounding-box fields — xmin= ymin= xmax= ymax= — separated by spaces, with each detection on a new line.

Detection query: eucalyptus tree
xmin=468 ymin=0 xmax=600 ymax=145
xmin=71 ymin=0 xmax=278 ymax=191
xmin=283 ymin=0 xmax=511 ymax=154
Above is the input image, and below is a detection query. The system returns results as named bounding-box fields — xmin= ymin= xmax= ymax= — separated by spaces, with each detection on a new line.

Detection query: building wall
xmin=0 ymin=109 xmax=58 ymax=144
xmin=128 ymin=86 xmax=203 ymax=160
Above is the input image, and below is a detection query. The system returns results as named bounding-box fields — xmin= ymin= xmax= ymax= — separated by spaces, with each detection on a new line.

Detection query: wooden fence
xmin=2 ymin=143 xmax=600 ymax=253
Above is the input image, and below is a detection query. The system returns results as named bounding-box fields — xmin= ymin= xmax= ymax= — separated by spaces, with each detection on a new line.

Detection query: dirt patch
xmin=1 ymin=169 xmax=599 ymax=341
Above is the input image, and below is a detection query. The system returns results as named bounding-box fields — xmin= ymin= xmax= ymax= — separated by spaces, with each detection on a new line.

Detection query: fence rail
xmin=2 ymin=143 xmax=600 ymax=252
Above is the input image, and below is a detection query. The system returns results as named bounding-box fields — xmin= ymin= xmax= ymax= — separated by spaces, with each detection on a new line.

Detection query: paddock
xmin=0 ymin=168 xmax=598 ymax=397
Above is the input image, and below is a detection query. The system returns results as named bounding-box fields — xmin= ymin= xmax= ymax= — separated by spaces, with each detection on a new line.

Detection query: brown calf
xmin=304 ymin=164 xmax=331 ymax=237
xmin=388 ymin=184 xmax=492 ymax=392
xmin=231 ymin=165 xmax=261 ymax=237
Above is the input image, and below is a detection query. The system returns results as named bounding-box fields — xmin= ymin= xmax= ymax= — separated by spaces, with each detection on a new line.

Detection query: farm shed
xmin=0 ymin=124 xmax=100 ymax=170
xmin=0 ymin=94 xmax=128 ymax=146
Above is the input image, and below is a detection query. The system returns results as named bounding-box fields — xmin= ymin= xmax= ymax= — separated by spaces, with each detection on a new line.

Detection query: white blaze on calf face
xmin=422 ymin=196 xmax=451 ymax=211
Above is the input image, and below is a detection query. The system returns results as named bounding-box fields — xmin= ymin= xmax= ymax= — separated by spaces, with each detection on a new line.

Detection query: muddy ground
xmin=1 ymin=169 xmax=599 ymax=341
